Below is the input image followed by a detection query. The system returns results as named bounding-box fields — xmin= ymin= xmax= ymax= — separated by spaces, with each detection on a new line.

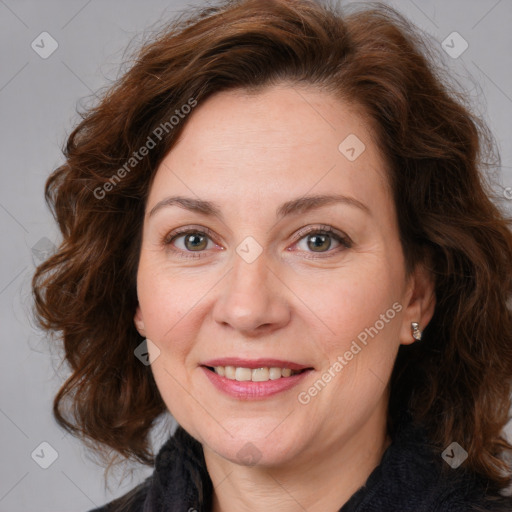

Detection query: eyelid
xmin=291 ymin=224 xmax=351 ymax=245
xmin=163 ymin=225 xmax=219 ymax=245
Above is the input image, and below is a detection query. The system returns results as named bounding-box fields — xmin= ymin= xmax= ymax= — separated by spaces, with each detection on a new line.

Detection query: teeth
xmin=252 ymin=368 xmax=269 ymax=381
xmin=224 ymin=365 xmax=236 ymax=379
xmin=269 ymin=367 xmax=283 ymax=380
xmin=212 ymin=366 xmax=302 ymax=381
xmin=235 ymin=367 xmax=252 ymax=381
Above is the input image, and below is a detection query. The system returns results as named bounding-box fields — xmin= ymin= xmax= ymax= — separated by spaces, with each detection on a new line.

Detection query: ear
xmin=134 ymin=305 xmax=146 ymax=337
xmin=398 ymin=263 xmax=436 ymax=346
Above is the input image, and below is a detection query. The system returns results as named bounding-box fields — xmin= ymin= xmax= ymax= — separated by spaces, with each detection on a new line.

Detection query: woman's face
xmin=135 ymin=84 xmax=434 ymax=467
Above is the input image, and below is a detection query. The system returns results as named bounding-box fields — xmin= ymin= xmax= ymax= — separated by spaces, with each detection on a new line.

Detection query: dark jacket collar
xmin=97 ymin=410 xmax=512 ymax=512
xmin=144 ymin=424 xmax=213 ymax=512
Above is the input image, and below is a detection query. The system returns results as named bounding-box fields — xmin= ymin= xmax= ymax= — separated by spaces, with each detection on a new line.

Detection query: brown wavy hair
xmin=32 ymin=0 xmax=512 ymax=492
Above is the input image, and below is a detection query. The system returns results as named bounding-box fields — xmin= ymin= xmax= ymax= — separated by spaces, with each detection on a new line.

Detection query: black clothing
xmin=89 ymin=411 xmax=512 ymax=511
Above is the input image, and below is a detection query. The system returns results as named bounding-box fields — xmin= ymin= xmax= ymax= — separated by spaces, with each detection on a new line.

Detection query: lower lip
xmin=201 ymin=366 xmax=312 ymax=400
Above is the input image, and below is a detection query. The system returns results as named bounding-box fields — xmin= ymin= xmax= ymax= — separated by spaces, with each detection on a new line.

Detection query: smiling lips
xmin=201 ymin=358 xmax=313 ymax=399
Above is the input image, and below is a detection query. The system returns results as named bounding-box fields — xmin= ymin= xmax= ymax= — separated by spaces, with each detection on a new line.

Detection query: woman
xmin=32 ymin=0 xmax=512 ymax=510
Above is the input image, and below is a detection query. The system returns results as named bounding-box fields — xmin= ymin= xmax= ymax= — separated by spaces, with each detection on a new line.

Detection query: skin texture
xmin=134 ymin=84 xmax=436 ymax=512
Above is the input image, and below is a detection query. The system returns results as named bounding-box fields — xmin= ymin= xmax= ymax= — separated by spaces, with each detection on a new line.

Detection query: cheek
xmin=292 ymin=258 xmax=403 ymax=351
xmin=137 ymin=264 xmax=203 ymax=415
xmin=304 ymin=272 xmax=402 ymax=414
xmin=136 ymin=256 xmax=206 ymax=341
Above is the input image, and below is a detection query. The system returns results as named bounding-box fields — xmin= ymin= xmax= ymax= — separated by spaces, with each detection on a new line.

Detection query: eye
xmin=291 ymin=225 xmax=352 ymax=258
xmin=163 ymin=227 xmax=220 ymax=259
xmin=163 ymin=224 xmax=352 ymax=260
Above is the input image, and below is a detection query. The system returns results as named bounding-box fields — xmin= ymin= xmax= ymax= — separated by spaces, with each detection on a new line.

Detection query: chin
xmin=198 ymin=422 xmax=303 ymax=468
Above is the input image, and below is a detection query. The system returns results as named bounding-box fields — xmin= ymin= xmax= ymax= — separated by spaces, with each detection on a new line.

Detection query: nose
xmin=212 ymin=249 xmax=291 ymax=336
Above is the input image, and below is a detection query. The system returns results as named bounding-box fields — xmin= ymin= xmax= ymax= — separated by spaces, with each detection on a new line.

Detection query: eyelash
xmin=162 ymin=224 xmax=352 ymax=260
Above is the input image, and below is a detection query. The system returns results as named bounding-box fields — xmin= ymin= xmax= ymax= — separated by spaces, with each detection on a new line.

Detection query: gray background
xmin=1 ymin=0 xmax=511 ymax=511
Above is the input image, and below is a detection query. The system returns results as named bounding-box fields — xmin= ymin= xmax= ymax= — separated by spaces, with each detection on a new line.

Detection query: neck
xmin=203 ymin=402 xmax=391 ymax=512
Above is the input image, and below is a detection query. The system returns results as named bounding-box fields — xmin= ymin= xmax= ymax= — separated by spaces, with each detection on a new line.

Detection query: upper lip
xmin=201 ymin=358 xmax=313 ymax=371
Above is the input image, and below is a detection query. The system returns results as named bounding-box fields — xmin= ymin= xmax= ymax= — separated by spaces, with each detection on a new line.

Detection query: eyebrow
xmin=148 ymin=193 xmax=371 ymax=220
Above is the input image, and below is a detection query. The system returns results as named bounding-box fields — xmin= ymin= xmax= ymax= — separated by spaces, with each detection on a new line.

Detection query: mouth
xmin=199 ymin=358 xmax=314 ymax=399
xmin=201 ymin=358 xmax=313 ymax=381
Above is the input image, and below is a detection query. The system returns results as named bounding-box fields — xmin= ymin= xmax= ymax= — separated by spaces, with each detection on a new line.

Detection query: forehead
xmin=147 ymin=84 xmax=391 ymax=219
